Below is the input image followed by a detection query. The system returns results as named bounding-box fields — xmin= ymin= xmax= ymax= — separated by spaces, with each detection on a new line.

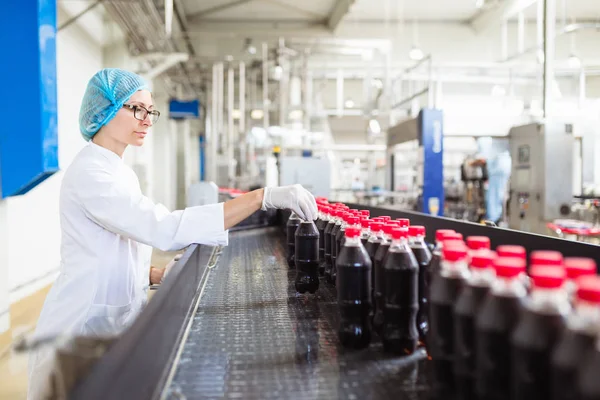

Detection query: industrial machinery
xmin=386 ymin=108 xmax=444 ymax=216
xmin=278 ymin=155 xmax=332 ymax=198
xmin=508 ymin=121 xmax=575 ymax=234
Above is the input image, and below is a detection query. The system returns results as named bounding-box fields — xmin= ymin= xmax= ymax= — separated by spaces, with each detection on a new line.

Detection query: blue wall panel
xmin=419 ymin=108 xmax=444 ymax=216
xmin=0 ymin=0 xmax=59 ymax=198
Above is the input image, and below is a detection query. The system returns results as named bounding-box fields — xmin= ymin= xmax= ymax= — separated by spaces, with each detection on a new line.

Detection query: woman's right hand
xmin=261 ymin=184 xmax=318 ymax=221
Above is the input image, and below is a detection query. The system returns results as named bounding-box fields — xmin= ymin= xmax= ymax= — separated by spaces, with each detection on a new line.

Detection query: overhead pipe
xmin=262 ymin=42 xmax=270 ymax=129
xmin=228 ymin=65 xmax=235 ymax=182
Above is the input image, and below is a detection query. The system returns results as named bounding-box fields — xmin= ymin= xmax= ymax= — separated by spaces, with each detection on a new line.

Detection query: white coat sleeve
xmin=76 ymin=165 xmax=228 ymax=251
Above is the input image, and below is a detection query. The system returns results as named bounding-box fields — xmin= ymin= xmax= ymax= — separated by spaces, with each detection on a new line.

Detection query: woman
xmin=27 ymin=68 xmax=317 ymax=398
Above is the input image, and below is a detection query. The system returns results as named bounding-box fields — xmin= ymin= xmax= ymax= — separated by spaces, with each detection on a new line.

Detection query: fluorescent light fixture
xmin=250 ymin=109 xmax=264 ymax=120
xmin=368 ymin=118 xmax=381 ymax=134
xmin=475 ymin=0 xmax=484 ymax=8
xmin=491 ymin=85 xmax=506 ymax=97
xmin=568 ymin=54 xmax=581 ymax=69
xmin=409 ymin=46 xmax=424 ymax=61
xmin=371 ymin=79 xmax=383 ymax=89
xmin=345 ymin=99 xmax=355 ymax=108
xmin=288 ymin=109 xmax=303 ymax=120
xmin=232 ymin=109 xmax=241 ymax=120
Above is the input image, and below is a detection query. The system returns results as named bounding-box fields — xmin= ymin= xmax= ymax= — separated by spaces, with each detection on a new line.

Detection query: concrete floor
xmin=0 ymin=249 xmax=180 ymax=399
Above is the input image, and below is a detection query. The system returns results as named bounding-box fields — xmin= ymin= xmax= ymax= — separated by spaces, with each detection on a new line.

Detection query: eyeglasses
xmin=123 ymin=103 xmax=160 ymax=124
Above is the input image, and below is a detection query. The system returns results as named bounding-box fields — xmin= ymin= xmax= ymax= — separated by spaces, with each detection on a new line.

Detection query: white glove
xmin=261 ymin=184 xmax=318 ymax=221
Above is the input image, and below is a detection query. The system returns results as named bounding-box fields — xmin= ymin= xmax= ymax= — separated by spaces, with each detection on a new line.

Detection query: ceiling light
xmin=475 ymin=0 xmax=484 ymax=8
xmin=491 ymin=85 xmax=506 ymax=97
xmin=225 ymin=55 xmax=233 ymax=62
xmin=568 ymin=54 xmax=581 ymax=69
xmin=371 ymin=79 xmax=383 ymax=89
xmin=409 ymin=46 xmax=424 ymax=61
xmin=288 ymin=109 xmax=303 ymax=120
xmin=250 ymin=109 xmax=264 ymax=120
xmin=232 ymin=109 xmax=241 ymax=120
xmin=248 ymin=45 xmax=257 ymax=55
xmin=368 ymin=119 xmax=381 ymax=135
xmin=345 ymin=99 xmax=355 ymax=108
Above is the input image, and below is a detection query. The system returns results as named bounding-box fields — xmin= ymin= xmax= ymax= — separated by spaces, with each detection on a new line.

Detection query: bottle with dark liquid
xmin=295 ymin=220 xmax=320 ymax=294
xmin=337 ymin=226 xmax=372 ymax=349
xmin=429 ymin=242 xmax=470 ymax=395
xmin=430 ymin=229 xmax=458 ymax=281
xmin=372 ymin=223 xmax=395 ymax=335
xmin=332 ymin=213 xmax=352 ymax=286
xmin=496 ymin=245 xmax=529 ymax=291
xmin=382 ymin=227 xmax=419 ymax=354
xmin=466 ymin=236 xmax=491 ymax=252
xmin=329 ymin=211 xmax=347 ymax=285
xmin=316 ymin=205 xmax=330 ymax=276
xmin=395 ymin=218 xmax=410 ymax=228
xmin=365 ymin=221 xmax=385 ymax=290
xmin=453 ymin=249 xmax=495 ymax=400
xmin=511 ymin=266 xmax=569 ymax=400
xmin=577 ymin=329 xmax=600 ymax=400
xmin=286 ymin=212 xmax=301 ymax=268
xmin=324 ymin=209 xmax=342 ymax=283
xmin=564 ymin=257 xmax=597 ymax=304
xmin=359 ymin=218 xmax=371 ymax=248
xmin=553 ymin=275 xmax=600 ymax=400
xmin=408 ymin=225 xmax=432 ymax=344
xmin=475 ymin=257 xmax=526 ymax=400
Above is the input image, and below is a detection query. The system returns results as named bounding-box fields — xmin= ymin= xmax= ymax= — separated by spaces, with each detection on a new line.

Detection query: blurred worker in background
xmin=27 ymin=68 xmax=318 ymax=399
xmin=475 ymin=137 xmax=512 ymax=225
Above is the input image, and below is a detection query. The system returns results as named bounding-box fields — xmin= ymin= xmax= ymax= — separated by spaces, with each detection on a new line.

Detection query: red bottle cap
xmin=345 ymin=227 xmax=361 ymax=238
xmin=379 ymin=216 xmax=391 ymax=221
xmin=496 ymin=245 xmax=526 ymax=260
xmin=530 ymin=265 xmax=566 ymax=289
xmin=383 ymin=223 xmax=396 ymax=235
xmin=360 ymin=218 xmax=370 ymax=229
xmin=471 ymin=250 xmax=495 ymax=269
xmin=443 ymin=244 xmax=468 ymax=262
xmin=408 ymin=226 xmax=425 ymax=237
xmin=494 ymin=257 xmax=526 ymax=277
xmin=396 ymin=218 xmax=410 ymax=227
xmin=370 ymin=221 xmax=384 ymax=232
xmin=530 ymin=250 xmax=563 ymax=266
xmin=576 ymin=275 xmax=600 ymax=303
xmin=466 ymin=236 xmax=491 ymax=250
xmin=360 ymin=210 xmax=370 ymax=217
xmin=564 ymin=257 xmax=597 ymax=280
xmin=391 ymin=227 xmax=409 ymax=240
xmin=435 ymin=229 xmax=456 ymax=242
xmin=347 ymin=216 xmax=359 ymax=225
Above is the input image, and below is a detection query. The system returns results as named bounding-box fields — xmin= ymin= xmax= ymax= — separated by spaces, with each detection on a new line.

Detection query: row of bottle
xmin=428 ymin=232 xmax=600 ymax=400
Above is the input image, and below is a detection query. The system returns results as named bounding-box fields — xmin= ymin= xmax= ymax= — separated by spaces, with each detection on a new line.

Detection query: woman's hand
xmin=149 ymin=266 xmax=165 ymax=285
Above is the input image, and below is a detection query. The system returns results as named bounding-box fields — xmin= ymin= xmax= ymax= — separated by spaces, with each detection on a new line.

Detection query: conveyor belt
xmin=165 ymin=227 xmax=432 ymax=399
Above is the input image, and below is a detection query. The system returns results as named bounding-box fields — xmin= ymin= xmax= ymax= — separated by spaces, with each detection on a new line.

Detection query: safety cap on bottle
xmin=360 ymin=210 xmax=370 ymax=217
xmin=443 ymin=244 xmax=468 ymax=262
xmin=370 ymin=221 xmax=384 ymax=232
xmin=379 ymin=216 xmax=391 ymax=222
xmin=564 ymin=257 xmax=597 ymax=280
xmin=471 ymin=250 xmax=495 ymax=269
xmin=345 ymin=226 xmax=361 ymax=238
xmin=575 ymin=275 xmax=600 ymax=304
xmin=494 ymin=257 xmax=526 ymax=278
xmin=466 ymin=236 xmax=491 ymax=250
xmin=444 ymin=232 xmax=463 ymax=242
xmin=496 ymin=245 xmax=526 ymax=260
xmin=391 ymin=227 xmax=409 ymax=240
xmin=395 ymin=218 xmax=410 ymax=227
xmin=347 ymin=216 xmax=359 ymax=225
xmin=530 ymin=250 xmax=563 ymax=266
xmin=408 ymin=226 xmax=425 ymax=237
xmin=360 ymin=218 xmax=370 ymax=228
xmin=383 ymin=223 xmax=396 ymax=235
xmin=530 ymin=265 xmax=566 ymax=289
xmin=435 ymin=229 xmax=456 ymax=242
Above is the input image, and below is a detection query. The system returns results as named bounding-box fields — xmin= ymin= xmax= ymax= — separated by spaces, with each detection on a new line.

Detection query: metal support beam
xmin=137 ymin=53 xmax=189 ymax=80
xmin=543 ymin=0 xmax=556 ymax=118
xmin=58 ymin=0 xmax=103 ymax=31
xmin=262 ymin=42 xmax=270 ymax=129
xmin=189 ymin=0 xmax=254 ymax=20
xmin=227 ymin=65 xmax=235 ymax=182
xmin=327 ymin=0 xmax=356 ymax=32
xmin=262 ymin=0 xmax=325 ymax=20
xmin=470 ymin=0 xmax=537 ymax=33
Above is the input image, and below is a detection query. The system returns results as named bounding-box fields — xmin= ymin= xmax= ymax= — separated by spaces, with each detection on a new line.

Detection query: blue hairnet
xmin=79 ymin=68 xmax=149 ymax=141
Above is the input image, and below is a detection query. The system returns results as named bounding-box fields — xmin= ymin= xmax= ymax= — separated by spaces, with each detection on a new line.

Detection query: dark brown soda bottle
xmin=429 ymin=243 xmax=470 ymax=395
xmin=475 ymin=257 xmax=526 ymax=400
xmin=553 ymin=275 xmax=600 ymax=400
xmin=564 ymin=257 xmax=597 ymax=303
xmin=316 ymin=205 xmax=330 ymax=275
xmin=578 ymin=340 xmax=600 ymax=400
xmin=359 ymin=218 xmax=371 ymax=248
xmin=430 ymin=230 xmax=458 ymax=280
xmin=332 ymin=212 xmax=352 ymax=286
xmin=329 ymin=211 xmax=347 ymax=285
xmin=286 ymin=212 xmax=301 ymax=268
xmin=372 ymin=223 xmax=395 ymax=335
xmin=365 ymin=221 xmax=385 ymax=295
xmin=337 ymin=226 xmax=372 ymax=349
xmin=323 ymin=209 xmax=340 ymax=283
xmin=466 ymin=236 xmax=491 ymax=252
xmin=295 ymin=220 xmax=320 ymax=294
xmin=382 ymin=227 xmax=419 ymax=354
xmin=408 ymin=225 xmax=432 ymax=344
xmin=453 ymin=249 xmax=495 ymax=400
xmin=511 ymin=266 xmax=569 ymax=400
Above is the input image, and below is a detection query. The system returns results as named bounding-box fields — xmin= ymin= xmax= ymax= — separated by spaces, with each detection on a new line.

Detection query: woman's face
xmin=102 ymin=89 xmax=154 ymax=147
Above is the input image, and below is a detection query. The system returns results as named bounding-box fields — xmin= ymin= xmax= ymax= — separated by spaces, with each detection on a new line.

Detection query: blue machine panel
xmin=169 ymin=99 xmax=200 ymax=119
xmin=0 ymin=0 xmax=59 ymax=198
xmin=419 ymin=108 xmax=444 ymax=216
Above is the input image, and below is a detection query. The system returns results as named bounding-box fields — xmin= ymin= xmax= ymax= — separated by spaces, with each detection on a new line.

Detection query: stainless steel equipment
xmin=279 ymin=156 xmax=331 ymax=198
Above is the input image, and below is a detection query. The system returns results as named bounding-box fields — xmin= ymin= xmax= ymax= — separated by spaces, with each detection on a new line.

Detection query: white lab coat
xmin=27 ymin=141 xmax=228 ymax=399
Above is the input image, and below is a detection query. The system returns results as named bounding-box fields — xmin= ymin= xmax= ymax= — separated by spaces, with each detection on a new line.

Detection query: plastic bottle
xmin=408 ymin=225 xmax=433 ymax=344
xmin=552 ymin=275 xmax=600 ymax=400
xmin=329 ymin=212 xmax=348 ymax=284
xmin=382 ymin=227 xmax=419 ymax=354
xmin=396 ymin=218 xmax=410 ymax=228
xmin=337 ymin=226 xmax=372 ymax=349
xmin=359 ymin=218 xmax=371 ymax=248
xmin=430 ymin=230 xmax=458 ymax=279
xmin=530 ymin=250 xmax=563 ymax=267
xmin=365 ymin=221 xmax=385 ymax=301
xmin=372 ymin=223 xmax=395 ymax=335
xmin=429 ymin=243 xmax=470 ymax=395
xmin=475 ymin=257 xmax=527 ymax=400
xmin=295 ymin=220 xmax=320 ymax=294
xmin=454 ymin=249 xmax=495 ymax=400
xmin=511 ymin=265 xmax=569 ymax=400
xmin=315 ymin=205 xmax=330 ymax=275
xmin=323 ymin=209 xmax=339 ymax=283
xmin=466 ymin=236 xmax=491 ymax=251
xmin=497 ymin=245 xmax=528 ymax=289
xmin=360 ymin=210 xmax=370 ymax=218
xmin=564 ymin=257 xmax=597 ymax=303
xmin=286 ymin=212 xmax=301 ymax=268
